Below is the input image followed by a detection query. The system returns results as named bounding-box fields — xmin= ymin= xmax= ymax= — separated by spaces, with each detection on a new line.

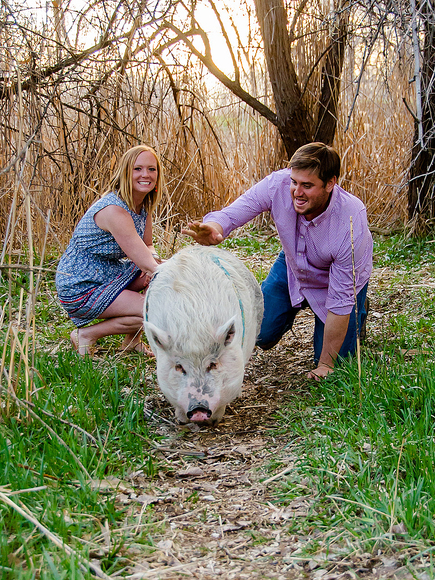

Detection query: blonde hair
xmin=105 ymin=145 xmax=163 ymax=213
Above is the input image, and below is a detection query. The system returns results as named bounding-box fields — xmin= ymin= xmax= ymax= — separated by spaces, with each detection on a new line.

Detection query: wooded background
xmin=1 ymin=0 xmax=434 ymax=258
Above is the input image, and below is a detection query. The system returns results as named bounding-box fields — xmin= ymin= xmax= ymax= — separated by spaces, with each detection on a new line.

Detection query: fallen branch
xmin=0 ymin=491 xmax=113 ymax=580
xmin=369 ymin=226 xmax=404 ymax=236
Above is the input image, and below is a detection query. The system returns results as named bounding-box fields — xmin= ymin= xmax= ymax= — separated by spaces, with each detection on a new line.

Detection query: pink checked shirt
xmin=204 ymin=168 xmax=373 ymax=323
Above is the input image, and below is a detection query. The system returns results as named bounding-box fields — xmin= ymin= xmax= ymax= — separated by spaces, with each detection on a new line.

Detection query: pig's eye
xmin=175 ymin=364 xmax=186 ymax=375
xmin=206 ymin=362 xmax=217 ymax=372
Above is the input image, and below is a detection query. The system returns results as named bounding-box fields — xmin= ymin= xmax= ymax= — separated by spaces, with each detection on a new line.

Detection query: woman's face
xmin=131 ymin=151 xmax=158 ymax=200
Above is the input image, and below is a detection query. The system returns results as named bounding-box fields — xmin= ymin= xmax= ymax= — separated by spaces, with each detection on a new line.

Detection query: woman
xmin=56 ymin=145 xmax=163 ymax=356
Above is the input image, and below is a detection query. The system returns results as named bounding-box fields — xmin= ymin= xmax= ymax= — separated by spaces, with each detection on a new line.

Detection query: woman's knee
xmin=100 ymin=291 xmax=145 ymax=319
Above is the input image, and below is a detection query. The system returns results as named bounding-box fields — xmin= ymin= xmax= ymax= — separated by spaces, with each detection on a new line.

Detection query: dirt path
xmin=113 ymin=304 xmax=416 ymax=579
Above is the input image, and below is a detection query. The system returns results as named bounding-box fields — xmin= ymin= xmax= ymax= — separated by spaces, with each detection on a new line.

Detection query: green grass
xmin=374 ymin=232 xmax=435 ymax=271
xmin=270 ymin=357 xmax=435 ymax=563
xmin=0 ymin=269 xmax=162 ymax=578
xmin=267 ymin=232 xmax=435 ymax=557
xmin=222 ymin=226 xmax=280 ymax=256
xmin=2 ymin=230 xmax=435 ymax=576
xmin=221 ymin=224 xmax=281 ymax=283
xmin=0 ymin=354 xmax=161 ymax=578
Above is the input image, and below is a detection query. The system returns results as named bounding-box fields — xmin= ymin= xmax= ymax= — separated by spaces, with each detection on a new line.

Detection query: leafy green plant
xmin=0 ymin=289 xmax=160 ymax=579
xmin=374 ymin=232 xmax=435 ymax=271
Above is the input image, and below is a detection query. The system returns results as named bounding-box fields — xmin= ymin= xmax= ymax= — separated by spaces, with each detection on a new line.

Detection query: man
xmin=183 ymin=142 xmax=372 ymax=380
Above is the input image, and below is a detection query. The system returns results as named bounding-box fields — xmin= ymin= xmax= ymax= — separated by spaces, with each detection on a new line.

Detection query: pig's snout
xmin=188 ymin=408 xmax=212 ymax=422
xmin=187 ymin=400 xmax=212 ymax=423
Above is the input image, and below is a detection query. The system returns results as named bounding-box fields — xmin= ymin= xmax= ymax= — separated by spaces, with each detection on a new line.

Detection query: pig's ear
xmin=216 ymin=316 xmax=236 ymax=346
xmin=144 ymin=321 xmax=172 ymax=351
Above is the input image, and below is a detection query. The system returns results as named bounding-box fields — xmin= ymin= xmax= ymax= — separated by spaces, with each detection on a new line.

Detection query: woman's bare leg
xmin=72 ymin=289 xmax=150 ymax=355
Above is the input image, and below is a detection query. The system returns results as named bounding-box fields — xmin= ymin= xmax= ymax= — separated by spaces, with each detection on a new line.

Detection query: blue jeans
xmin=256 ymin=251 xmax=369 ymax=363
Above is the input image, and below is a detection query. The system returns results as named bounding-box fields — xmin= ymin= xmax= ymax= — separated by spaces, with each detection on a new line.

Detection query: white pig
xmin=143 ymin=246 xmax=264 ymax=425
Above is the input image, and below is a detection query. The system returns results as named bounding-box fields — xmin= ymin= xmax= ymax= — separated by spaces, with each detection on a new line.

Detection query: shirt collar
xmin=300 ymin=185 xmax=337 ymax=227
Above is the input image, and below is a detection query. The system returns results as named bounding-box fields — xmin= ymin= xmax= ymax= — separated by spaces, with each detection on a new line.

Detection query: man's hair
xmin=105 ymin=144 xmax=163 ymax=213
xmin=289 ymin=142 xmax=340 ymax=184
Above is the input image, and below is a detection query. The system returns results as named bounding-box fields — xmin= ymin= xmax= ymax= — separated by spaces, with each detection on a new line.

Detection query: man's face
xmin=290 ymin=169 xmax=336 ymax=221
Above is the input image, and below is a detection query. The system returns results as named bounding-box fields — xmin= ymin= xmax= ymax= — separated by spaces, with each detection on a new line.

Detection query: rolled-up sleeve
xmin=326 ymin=207 xmax=372 ymax=315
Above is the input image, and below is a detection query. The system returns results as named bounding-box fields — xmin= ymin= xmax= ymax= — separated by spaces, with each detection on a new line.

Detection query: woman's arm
xmin=95 ymin=205 xmax=158 ymax=273
xmin=143 ymin=214 xmax=162 ymax=262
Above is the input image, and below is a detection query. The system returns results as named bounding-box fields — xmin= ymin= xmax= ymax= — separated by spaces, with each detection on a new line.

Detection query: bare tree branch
xmin=154 ymin=21 xmax=278 ymax=126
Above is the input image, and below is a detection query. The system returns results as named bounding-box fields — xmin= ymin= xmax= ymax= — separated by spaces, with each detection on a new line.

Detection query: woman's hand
xmin=137 ymin=269 xmax=156 ymax=290
xmin=151 ymin=252 xmax=165 ymax=264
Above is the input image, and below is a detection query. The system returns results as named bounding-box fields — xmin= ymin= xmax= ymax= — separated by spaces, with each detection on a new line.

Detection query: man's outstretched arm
xmin=182 ymin=221 xmax=224 ymax=246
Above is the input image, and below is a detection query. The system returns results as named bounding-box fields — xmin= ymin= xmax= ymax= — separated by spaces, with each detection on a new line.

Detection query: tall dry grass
xmin=336 ymin=23 xmax=414 ymax=229
xmin=0 ymin=3 xmax=415 ymax=252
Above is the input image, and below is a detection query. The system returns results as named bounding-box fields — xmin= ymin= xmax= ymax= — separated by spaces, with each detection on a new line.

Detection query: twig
xmin=132 ymin=431 xmax=205 ymax=457
xmin=350 ymin=216 xmax=362 ymax=405
xmin=6 ymin=486 xmax=48 ymax=495
xmin=402 ymin=97 xmax=419 ymax=123
xmin=17 ymin=464 xmax=60 ymax=481
xmin=0 ymin=491 xmax=113 ymax=580
xmin=369 ymin=226 xmax=403 ymax=236
xmin=389 ymin=437 xmax=406 ymax=535
xmin=261 ymin=466 xmax=293 ymax=485
xmin=218 ymin=514 xmax=224 ymax=539
xmin=344 ymin=10 xmax=389 ymax=132
xmin=24 ymin=400 xmax=100 ymax=445
xmin=125 ymin=559 xmax=197 ymax=578
xmin=0 ymin=264 xmax=57 ymax=273
xmin=326 ymin=495 xmax=390 ymax=517
xmin=143 ymin=408 xmax=178 ymax=428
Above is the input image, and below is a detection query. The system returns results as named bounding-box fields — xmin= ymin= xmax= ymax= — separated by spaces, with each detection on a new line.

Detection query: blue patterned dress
xmin=55 ymin=192 xmax=148 ymax=327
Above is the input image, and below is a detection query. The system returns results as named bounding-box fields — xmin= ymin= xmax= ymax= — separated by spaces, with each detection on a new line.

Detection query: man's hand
xmin=307 ymin=311 xmax=350 ymax=381
xmin=182 ymin=221 xmax=224 ymax=246
xmin=307 ymin=363 xmax=334 ymax=381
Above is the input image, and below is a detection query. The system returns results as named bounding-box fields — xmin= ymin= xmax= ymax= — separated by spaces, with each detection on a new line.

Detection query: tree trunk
xmin=253 ymin=0 xmax=349 ymax=158
xmin=408 ymin=0 xmax=435 ymax=232
xmin=314 ymin=0 xmax=349 ymax=144
xmin=253 ymin=0 xmax=311 ymax=157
